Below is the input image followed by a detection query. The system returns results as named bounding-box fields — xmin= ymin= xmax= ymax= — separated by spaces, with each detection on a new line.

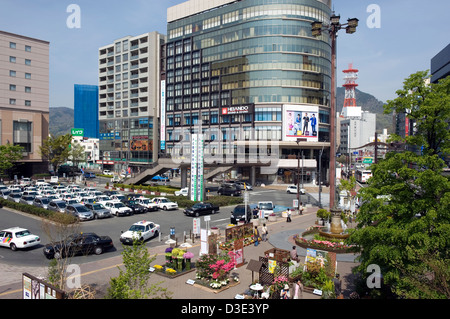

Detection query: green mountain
xmin=49 ymin=107 xmax=74 ymax=136
xmin=337 ymin=87 xmax=394 ymax=134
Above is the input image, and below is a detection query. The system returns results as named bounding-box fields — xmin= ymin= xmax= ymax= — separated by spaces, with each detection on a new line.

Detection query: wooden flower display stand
xmin=219 ymin=223 xmax=255 ymax=251
xmin=256 ymin=248 xmax=291 ymax=299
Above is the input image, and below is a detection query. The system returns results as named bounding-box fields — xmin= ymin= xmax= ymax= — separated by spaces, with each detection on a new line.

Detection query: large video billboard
xmin=282 ymin=105 xmax=319 ymax=142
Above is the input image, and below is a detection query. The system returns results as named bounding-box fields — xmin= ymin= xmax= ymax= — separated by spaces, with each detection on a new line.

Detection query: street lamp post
xmin=311 ymin=15 xmax=359 ymax=209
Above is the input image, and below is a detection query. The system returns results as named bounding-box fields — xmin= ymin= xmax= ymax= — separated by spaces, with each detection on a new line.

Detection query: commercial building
xmin=431 ymin=43 xmax=450 ymax=83
xmin=98 ymin=32 xmax=166 ymax=173
xmin=339 ymin=110 xmax=376 ymax=158
xmin=0 ymin=30 xmax=49 ymax=177
xmin=74 ymin=84 xmax=99 ymax=139
xmin=161 ymin=0 xmax=333 ymax=186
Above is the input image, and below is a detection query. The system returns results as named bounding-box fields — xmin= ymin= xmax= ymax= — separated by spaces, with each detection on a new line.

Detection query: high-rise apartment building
xmin=98 ymin=32 xmax=166 ymax=172
xmin=74 ymin=84 xmax=99 ymax=139
xmin=162 ymin=0 xmax=333 ymax=185
xmin=0 ymin=30 xmax=50 ymax=177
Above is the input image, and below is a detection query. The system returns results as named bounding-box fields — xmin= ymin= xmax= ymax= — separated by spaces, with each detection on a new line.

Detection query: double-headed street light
xmin=311 ymin=14 xmax=358 ymax=209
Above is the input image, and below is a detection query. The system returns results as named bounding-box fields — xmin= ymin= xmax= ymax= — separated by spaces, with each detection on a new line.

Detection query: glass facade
xmin=165 ymin=0 xmax=332 ymax=156
xmin=74 ymin=84 xmax=99 ymax=138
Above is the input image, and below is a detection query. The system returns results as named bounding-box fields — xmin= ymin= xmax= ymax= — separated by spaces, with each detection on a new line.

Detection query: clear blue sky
xmin=1 ymin=0 xmax=449 ymax=108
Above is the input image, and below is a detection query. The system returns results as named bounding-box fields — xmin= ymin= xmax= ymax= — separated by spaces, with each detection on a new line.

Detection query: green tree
xmin=0 ymin=143 xmax=24 ymax=176
xmin=69 ymin=141 xmax=86 ymax=167
xmin=39 ymin=134 xmax=72 ymax=174
xmin=384 ymin=70 xmax=450 ymax=157
xmin=106 ymin=238 xmax=172 ymax=299
xmin=349 ymin=71 xmax=450 ymax=299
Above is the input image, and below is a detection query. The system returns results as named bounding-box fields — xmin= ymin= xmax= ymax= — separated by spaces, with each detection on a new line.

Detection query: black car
xmin=230 ymin=205 xmax=255 ymax=224
xmin=123 ymin=199 xmax=147 ymax=214
xmin=43 ymin=233 xmax=114 ymax=259
xmin=217 ymin=184 xmax=241 ymax=196
xmin=184 ymin=202 xmax=219 ymax=217
xmin=103 ymin=190 xmax=119 ymax=197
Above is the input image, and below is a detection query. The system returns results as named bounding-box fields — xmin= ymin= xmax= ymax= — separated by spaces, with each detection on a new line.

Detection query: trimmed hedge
xmin=0 ymin=198 xmax=77 ymax=224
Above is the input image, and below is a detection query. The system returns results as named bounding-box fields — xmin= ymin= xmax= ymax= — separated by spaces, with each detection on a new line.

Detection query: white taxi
xmin=120 ymin=220 xmax=160 ymax=245
xmin=150 ymin=197 xmax=179 ymax=211
xmin=0 ymin=227 xmax=41 ymax=251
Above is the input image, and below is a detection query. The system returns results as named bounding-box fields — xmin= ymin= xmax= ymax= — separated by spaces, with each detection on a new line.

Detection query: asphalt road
xmin=0 ymin=181 xmax=311 ymax=269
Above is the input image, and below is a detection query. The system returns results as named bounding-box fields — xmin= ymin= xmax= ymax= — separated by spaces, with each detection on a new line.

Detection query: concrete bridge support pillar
xmin=180 ymin=166 xmax=188 ymax=188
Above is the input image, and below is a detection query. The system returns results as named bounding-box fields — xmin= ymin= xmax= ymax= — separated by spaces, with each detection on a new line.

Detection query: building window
xmin=13 ymin=121 xmax=32 ymax=152
xmin=10 ymin=42 xmax=16 ymax=49
xmin=25 ymin=59 xmax=31 ymax=66
xmin=25 ymin=87 xmax=31 ymax=93
xmin=9 ymin=99 xmax=16 ymax=105
xmin=10 ymin=70 xmax=16 ymax=77
xmin=25 ymin=73 xmax=31 ymax=79
xmin=9 ymin=84 xmax=16 ymax=91
xmin=10 ymin=56 xmax=16 ymax=63
xmin=25 ymin=100 xmax=31 ymax=106
xmin=25 ymin=45 xmax=31 ymax=52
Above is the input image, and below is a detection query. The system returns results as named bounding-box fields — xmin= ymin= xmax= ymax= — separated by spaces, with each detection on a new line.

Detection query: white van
xmin=257 ymin=201 xmax=275 ymax=218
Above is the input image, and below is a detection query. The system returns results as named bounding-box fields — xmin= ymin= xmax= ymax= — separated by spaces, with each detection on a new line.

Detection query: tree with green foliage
xmin=39 ymin=134 xmax=72 ymax=174
xmin=0 ymin=143 xmax=24 ymax=176
xmin=106 ymin=238 xmax=172 ymax=299
xmin=349 ymin=71 xmax=450 ymax=299
xmin=384 ymin=70 xmax=450 ymax=157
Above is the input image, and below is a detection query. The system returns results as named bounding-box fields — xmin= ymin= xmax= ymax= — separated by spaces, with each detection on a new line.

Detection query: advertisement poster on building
xmin=283 ymin=105 xmax=319 ymax=142
xmin=130 ymin=139 xmax=152 ymax=151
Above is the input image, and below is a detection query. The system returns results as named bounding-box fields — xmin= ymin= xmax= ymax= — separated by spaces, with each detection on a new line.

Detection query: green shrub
xmin=0 ymin=198 xmax=76 ymax=224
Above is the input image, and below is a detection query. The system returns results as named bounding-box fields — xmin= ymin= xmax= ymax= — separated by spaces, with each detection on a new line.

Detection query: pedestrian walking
xmin=333 ymin=274 xmax=342 ymax=299
xmin=299 ymin=202 xmax=304 ymax=215
xmin=290 ymin=246 xmax=299 ymax=262
xmin=294 ymin=279 xmax=303 ymax=299
xmin=254 ymin=226 xmax=261 ymax=246
xmin=261 ymin=223 xmax=268 ymax=242
xmin=286 ymin=208 xmax=292 ymax=222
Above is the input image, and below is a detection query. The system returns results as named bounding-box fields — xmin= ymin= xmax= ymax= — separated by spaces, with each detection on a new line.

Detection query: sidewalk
xmin=0 ymin=207 xmax=359 ymax=299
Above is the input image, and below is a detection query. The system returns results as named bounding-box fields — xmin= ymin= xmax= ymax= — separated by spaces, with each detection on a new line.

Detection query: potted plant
xmin=183 ymin=251 xmax=194 ymax=270
xmin=316 ymin=209 xmax=330 ymax=225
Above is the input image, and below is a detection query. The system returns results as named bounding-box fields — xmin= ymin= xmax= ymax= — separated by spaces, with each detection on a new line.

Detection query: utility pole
xmin=318 ymin=147 xmax=323 ymax=208
xmin=297 ymin=152 xmax=300 ymax=212
xmin=374 ymin=132 xmax=378 ymax=164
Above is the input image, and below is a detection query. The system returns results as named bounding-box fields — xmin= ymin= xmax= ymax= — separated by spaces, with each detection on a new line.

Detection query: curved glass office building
xmin=164 ymin=0 xmax=333 ymax=184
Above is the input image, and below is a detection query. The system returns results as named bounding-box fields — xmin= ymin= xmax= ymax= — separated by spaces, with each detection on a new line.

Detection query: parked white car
xmin=135 ymin=197 xmax=159 ymax=211
xmin=174 ymin=187 xmax=188 ymax=197
xmin=150 ymin=197 xmax=178 ymax=210
xmin=286 ymin=185 xmax=306 ymax=195
xmin=100 ymin=200 xmax=133 ymax=216
xmin=120 ymin=220 xmax=160 ymax=245
xmin=0 ymin=227 xmax=40 ymax=251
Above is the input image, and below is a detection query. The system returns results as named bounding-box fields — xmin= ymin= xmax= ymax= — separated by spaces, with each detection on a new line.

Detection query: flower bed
xmin=153 ymin=247 xmax=196 ymax=278
xmin=293 ymin=226 xmax=354 ymax=253
xmin=193 ymin=252 xmax=240 ymax=292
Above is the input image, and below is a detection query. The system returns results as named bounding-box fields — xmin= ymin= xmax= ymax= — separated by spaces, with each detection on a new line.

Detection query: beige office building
xmin=0 ymin=30 xmax=50 ymax=177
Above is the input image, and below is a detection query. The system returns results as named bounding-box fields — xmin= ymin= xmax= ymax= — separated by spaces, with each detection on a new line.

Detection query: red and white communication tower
xmin=342 ymin=63 xmax=359 ymax=108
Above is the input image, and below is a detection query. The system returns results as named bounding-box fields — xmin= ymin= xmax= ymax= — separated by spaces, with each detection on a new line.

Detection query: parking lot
xmin=0 ymin=176 xmax=317 ymax=268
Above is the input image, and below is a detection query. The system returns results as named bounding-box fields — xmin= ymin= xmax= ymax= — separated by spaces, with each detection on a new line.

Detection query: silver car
xmin=7 ymin=193 xmax=22 ymax=203
xmin=33 ymin=197 xmax=50 ymax=209
xmin=19 ymin=195 xmax=35 ymax=205
xmin=65 ymin=204 xmax=94 ymax=221
xmin=48 ymin=200 xmax=67 ymax=213
xmin=85 ymin=203 xmax=112 ymax=219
